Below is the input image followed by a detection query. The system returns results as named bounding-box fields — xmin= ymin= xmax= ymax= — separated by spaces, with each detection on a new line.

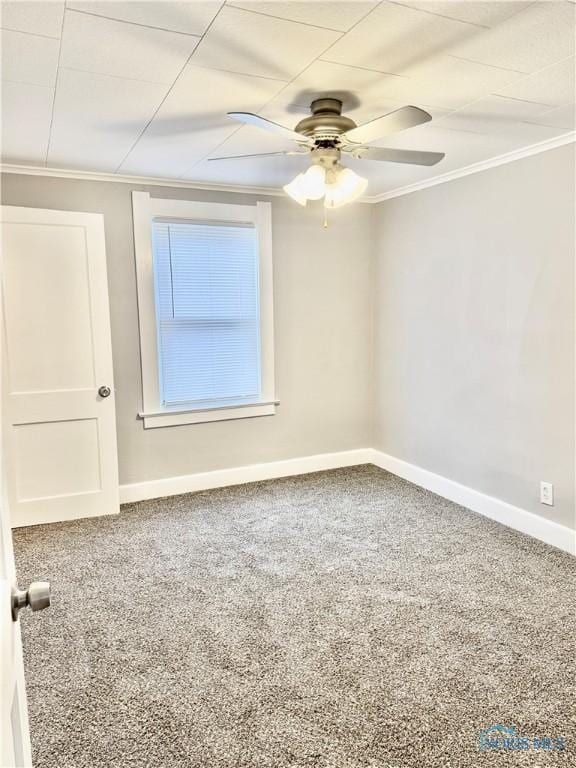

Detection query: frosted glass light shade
xmin=283 ymin=163 xmax=368 ymax=208
xmin=283 ymin=174 xmax=307 ymax=206
xmin=300 ymin=164 xmax=326 ymax=200
xmin=324 ymin=168 xmax=368 ymax=208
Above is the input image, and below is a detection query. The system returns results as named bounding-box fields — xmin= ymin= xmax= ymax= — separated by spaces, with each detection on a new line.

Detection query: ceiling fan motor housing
xmin=295 ymin=98 xmax=357 ymax=146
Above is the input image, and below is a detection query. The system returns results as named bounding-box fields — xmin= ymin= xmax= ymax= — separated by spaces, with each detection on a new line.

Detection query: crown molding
xmin=2 ymin=130 xmax=574 ymax=204
xmin=0 ymin=164 xmax=287 ymax=198
xmin=367 ymin=131 xmax=576 ymax=203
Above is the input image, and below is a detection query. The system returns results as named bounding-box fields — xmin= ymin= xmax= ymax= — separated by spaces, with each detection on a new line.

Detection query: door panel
xmin=2 ymin=206 xmax=119 ymax=527
xmin=14 ymin=418 xmax=101 ymax=500
xmin=3 ymin=224 xmax=95 ymax=392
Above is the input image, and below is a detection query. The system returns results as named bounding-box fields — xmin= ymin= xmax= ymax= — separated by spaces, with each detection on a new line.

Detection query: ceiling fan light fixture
xmin=283 ymin=173 xmax=308 ymax=206
xmin=226 ymin=103 xmax=443 ymax=215
xmin=324 ymin=167 xmax=368 ymax=209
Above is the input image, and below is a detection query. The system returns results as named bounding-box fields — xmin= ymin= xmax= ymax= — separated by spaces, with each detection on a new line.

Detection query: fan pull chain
xmin=323 ymin=208 xmax=329 ymax=229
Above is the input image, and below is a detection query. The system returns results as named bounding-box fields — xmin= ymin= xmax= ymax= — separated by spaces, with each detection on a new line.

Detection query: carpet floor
xmin=13 ymin=465 xmax=576 ymax=767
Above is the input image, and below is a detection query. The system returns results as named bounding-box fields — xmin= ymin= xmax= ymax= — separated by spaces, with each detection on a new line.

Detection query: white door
xmin=0 ymin=479 xmax=34 ymax=768
xmin=1 ymin=247 xmax=33 ymax=768
xmin=2 ymin=206 xmax=119 ymax=527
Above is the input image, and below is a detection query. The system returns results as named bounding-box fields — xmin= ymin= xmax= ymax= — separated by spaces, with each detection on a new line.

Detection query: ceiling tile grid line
xmin=64 ymin=8 xmax=206 ymax=38
xmin=385 ymin=0 xmax=493 ymax=30
xmin=0 ymin=26 xmax=59 ymax=40
xmin=176 ymin=0 xmax=385 ymax=177
xmin=221 ymin=4 xmax=346 ymax=34
xmin=385 ymin=0 xmax=538 ymax=30
xmin=57 ymin=65 xmax=183 ymax=88
xmin=161 ymin=60 xmax=291 ymax=84
xmin=225 ymin=0 xmax=381 ymax=33
xmin=445 ymin=53 xmax=527 ymax=75
xmin=65 ymin=1 xmax=224 ymax=36
xmin=44 ymin=2 xmax=66 ymax=166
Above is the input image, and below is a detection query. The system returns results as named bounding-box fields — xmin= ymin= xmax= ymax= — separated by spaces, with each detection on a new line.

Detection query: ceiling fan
xmin=209 ymin=98 xmax=445 ymax=208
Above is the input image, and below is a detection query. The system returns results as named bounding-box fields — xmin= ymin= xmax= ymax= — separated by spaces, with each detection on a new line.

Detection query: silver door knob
xmin=11 ymin=581 xmax=51 ymax=621
xmin=98 ymin=385 xmax=111 ymax=398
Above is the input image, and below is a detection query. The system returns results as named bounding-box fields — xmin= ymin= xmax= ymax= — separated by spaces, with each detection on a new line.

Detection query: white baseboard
xmin=119 ymin=448 xmax=372 ymax=504
xmin=116 ymin=447 xmax=575 ymax=556
xmin=368 ymin=449 xmax=576 ymax=556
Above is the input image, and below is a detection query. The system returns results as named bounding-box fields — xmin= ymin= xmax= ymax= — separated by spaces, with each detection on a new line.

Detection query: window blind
xmin=152 ymin=220 xmax=261 ymax=409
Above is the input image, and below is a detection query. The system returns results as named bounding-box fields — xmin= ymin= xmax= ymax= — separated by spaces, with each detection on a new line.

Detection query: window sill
xmin=138 ymin=400 xmax=278 ymax=429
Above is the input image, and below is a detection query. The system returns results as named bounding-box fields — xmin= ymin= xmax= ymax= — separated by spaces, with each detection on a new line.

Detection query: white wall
xmin=372 ymin=144 xmax=575 ymax=530
xmin=0 ymin=175 xmax=375 ymax=485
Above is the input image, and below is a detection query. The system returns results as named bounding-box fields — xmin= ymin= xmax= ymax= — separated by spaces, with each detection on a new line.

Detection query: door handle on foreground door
xmin=98 ymin=385 xmax=111 ymax=398
xmin=11 ymin=582 xmax=51 ymax=621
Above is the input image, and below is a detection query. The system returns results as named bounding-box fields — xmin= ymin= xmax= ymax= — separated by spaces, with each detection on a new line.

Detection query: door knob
xmin=11 ymin=581 xmax=51 ymax=621
xmin=98 ymin=385 xmax=111 ymax=398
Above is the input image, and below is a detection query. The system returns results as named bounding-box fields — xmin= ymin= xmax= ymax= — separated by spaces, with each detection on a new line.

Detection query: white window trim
xmin=132 ymin=192 xmax=276 ymax=428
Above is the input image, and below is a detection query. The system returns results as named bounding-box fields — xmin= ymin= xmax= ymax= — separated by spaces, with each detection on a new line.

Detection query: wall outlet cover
xmin=540 ymin=481 xmax=554 ymax=506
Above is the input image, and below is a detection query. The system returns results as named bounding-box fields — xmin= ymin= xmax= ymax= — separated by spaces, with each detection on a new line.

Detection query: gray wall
xmin=1 ymin=174 xmax=374 ymax=485
xmin=3 ymin=144 xmax=574 ymax=531
xmin=372 ymin=144 xmax=575 ymax=529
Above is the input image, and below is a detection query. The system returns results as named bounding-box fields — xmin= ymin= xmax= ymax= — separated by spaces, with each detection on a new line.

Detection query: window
xmin=132 ymin=193 xmax=275 ymax=427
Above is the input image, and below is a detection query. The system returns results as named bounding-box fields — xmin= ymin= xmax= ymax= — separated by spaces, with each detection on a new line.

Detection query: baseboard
xmin=119 ymin=447 xmax=574 ymax=556
xmin=368 ymin=449 xmax=576 ymax=556
xmin=119 ymin=449 xmax=373 ymax=504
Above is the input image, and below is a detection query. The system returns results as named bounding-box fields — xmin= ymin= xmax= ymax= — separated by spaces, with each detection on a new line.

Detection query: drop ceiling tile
xmin=66 ymin=1 xmax=221 ymax=36
xmin=371 ymin=121 xmax=511 ymax=156
xmin=120 ymin=123 xmax=237 ymax=177
xmin=226 ymin=1 xmax=378 ymax=32
xmin=436 ymin=94 xmax=552 ymax=135
xmin=190 ymin=5 xmax=340 ymax=80
xmin=273 ymin=54 xmax=513 ymax=117
xmin=451 ymin=1 xmax=576 ymax=74
xmin=0 ymin=28 xmax=59 ymax=86
xmin=0 ymin=0 xmax=64 ymax=38
xmin=269 ymin=59 xmax=411 ymax=119
xmin=48 ymin=68 xmax=168 ymax=171
xmin=389 ymin=1 xmax=531 ymax=28
xmin=490 ymin=120 xmax=571 ymax=144
xmin=321 ymin=1 xmax=482 ymax=76
xmin=387 ymin=54 xmax=522 ymax=109
xmin=60 ymin=9 xmax=200 ymax=84
xmin=120 ymin=64 xmax=286 ymax=177
xmin=527 ymin=102 xmax=575 ymax=130
xmin=495 ymin=57 xmax=575 ymax=109
xmin=1 ymin=80 xmax=53 ymax=163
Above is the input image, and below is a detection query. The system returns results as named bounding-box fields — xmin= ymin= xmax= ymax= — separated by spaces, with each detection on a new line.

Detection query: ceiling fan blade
xmin=208 ymin=150 xmax=307 ymax=162
xmin=351 ymin=146 xmax=445 ymax=166
xmin=343 ymin=106 xmax=432 ymax=145
xmin=227 ymin=112 xmax=309 ymax=143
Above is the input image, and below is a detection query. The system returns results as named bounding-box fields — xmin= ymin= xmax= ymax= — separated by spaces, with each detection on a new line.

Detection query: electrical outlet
xmin=540 ymin=481 xmax=554 ymax=506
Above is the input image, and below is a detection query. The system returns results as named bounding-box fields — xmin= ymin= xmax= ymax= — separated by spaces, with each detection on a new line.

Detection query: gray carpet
xmin=13 ymin=465 xmax=576 ymax=767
